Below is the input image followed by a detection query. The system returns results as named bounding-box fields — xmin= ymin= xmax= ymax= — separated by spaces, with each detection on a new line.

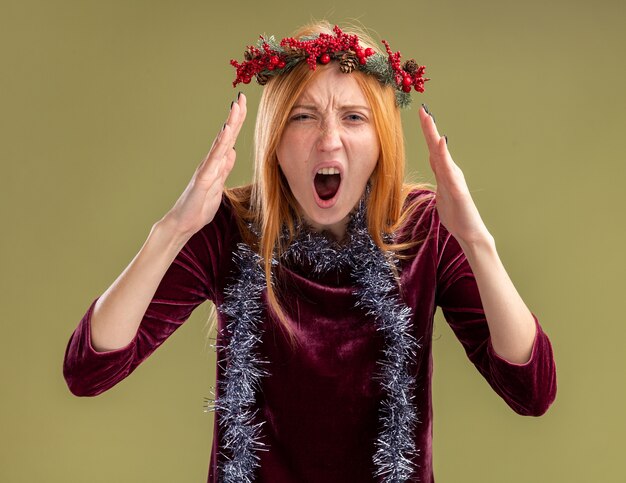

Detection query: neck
xmin=303 ymin=217 xmax=348 ymax=242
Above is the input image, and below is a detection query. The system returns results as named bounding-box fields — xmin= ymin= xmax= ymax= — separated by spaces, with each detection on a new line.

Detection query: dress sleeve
xmin=435 ymin=221 xmax=557 ymax=416
xmin=62 ymin=196 xmax=236 ymax=397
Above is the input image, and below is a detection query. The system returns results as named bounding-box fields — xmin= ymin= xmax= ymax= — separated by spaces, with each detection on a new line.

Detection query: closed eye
xmin=291 ymin=114 xmax=314 ymax=121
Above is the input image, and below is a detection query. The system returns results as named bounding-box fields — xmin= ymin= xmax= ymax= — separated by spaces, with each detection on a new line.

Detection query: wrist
xmin=457 ymin=232 xmax=496 ymax=260
xmin=151 ymin=216 xmax=194 ymax=253
xmin=457 ymin=231 xmax=496 ymax=250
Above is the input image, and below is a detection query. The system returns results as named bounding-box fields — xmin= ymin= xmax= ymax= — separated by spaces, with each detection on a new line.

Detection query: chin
xmin=292 ymin=176 xmax=367 ymax=234
xmin=299 ymin=196 xmax=354 ymax=233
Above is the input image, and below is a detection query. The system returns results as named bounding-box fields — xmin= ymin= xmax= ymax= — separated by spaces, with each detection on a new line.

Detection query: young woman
xmin=63 ymin=21 xmax=557 ymax=483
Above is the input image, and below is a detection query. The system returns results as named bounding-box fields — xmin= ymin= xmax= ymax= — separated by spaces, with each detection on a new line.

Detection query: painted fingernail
xmin=237 ymin=91 xmax=242 ymax=100
xmin=444 ymin=135 xmax=448 ymax=145
xmin=421 ymin=103 xmax=435 ymax=123
xmin=230 ymin=101 xmax=234 ymax=110
xmin=222 ymin=123 xmax=226 ymax=131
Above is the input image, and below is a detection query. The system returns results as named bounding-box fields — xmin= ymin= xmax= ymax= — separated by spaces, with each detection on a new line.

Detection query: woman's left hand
xmin=418 ymin=105 xmax=492 ymax=245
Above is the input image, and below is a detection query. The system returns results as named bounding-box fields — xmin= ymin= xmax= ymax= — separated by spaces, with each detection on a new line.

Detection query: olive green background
xmin=2 ymin=0 xmax=624 ymax=481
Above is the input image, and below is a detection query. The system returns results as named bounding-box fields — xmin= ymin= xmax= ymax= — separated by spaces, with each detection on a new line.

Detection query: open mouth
xmin=313 ymin=168 xmax=341 ymax=201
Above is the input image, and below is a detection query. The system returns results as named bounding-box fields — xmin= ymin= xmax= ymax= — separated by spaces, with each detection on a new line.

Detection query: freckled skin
xmin=276 ymin=65 xmax=380 ymax=240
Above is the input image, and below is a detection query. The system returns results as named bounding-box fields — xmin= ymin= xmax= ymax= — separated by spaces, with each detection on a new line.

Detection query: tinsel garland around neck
xmin=206 ymin=193 xmax=422 ymax=482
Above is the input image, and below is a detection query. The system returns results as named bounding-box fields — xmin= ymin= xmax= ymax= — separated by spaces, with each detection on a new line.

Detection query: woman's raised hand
xmin=418 ymin=105 xmax=491 ymax=246
xmin=162 ymin=93 xmax=247 ymax=238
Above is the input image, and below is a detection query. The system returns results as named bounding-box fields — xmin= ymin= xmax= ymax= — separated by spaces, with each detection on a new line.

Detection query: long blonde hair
xmin=210 ymin=20 xmax=435 ymax=347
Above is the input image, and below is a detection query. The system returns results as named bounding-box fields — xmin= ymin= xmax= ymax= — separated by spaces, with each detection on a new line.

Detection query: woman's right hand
xmin=161 ymin=93 xmax=247 ymax=238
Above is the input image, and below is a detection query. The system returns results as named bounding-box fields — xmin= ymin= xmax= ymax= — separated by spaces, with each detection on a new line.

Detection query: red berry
xmin=243 ymin=76 xmax=251 ymax=84
xmin=277 ymin=60 xmax=286 ymax=68
xmin=320 ymin=53 xmax=331 ymax=64
xmin=402 ymin=76 xmax=412 ymax=87
xmin=402 ymin=84 xmax=411 ymax=93
xmin=270 ymin=55 xmax=279 ymax=65
xmin=359 ymin=57 xmax=367 ymax=65
xmin=364 ymin=47 xmax=374 ymax=56
xmin=268 ymin=64 xmax=275 ymax=71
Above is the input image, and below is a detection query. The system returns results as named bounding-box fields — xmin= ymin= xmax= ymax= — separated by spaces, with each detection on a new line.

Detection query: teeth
xmin=316 ymin=167 xmax=340 ymax=175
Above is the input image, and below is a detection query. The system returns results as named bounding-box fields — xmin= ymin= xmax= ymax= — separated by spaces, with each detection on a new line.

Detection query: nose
xmin=316 ymin=119 xmax=342 ymax=153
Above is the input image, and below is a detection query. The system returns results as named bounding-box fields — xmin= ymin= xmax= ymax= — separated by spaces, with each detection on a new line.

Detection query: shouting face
xmin=276 ymin=65 xmax=380 ymax=240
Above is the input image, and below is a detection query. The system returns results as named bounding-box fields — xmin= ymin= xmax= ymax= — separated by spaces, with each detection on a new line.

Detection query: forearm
xmin=90 ymin=217 xmax=192 ymax=352
xmin=458 ymin=235 xmax=537 ymax=364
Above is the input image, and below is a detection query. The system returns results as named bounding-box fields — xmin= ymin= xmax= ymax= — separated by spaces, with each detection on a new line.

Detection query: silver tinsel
xmin=204 ymin=245 xmax=271 ymax=483
xmin=206 ymin=191 xmax=421 ymax=482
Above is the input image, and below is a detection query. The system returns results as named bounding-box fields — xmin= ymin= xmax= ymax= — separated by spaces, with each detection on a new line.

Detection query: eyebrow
xmin=291 ymin=104 xmax=371 ymax=112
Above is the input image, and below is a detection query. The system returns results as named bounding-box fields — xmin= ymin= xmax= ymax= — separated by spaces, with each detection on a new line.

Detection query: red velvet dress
xmin=63 ymin=189 xmax=557 ymax=482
